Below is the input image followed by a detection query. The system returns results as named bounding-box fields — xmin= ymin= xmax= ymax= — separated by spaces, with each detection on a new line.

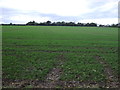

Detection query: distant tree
xmin=99 ymin=24 xmax=105 ymax=27
xmin=111 ymin=24 xmax=118 ymax=27
xmin=89 ymin=23 xmax=97 ymax=27
xmin=26 ymin=21 xmax=38 ymax=25
xmin=65 ymin=22 xmax=75 ymax=26
xmin=26 ymin=20 xmax=98 ymax=27
xmin=77 ymin=23 xmax=84 ymax=26
xmin=118 ymin=23 xmax=120 ymax=27
xmin=61 ymin=21 xmax=66 ymax=26
xmin=39 ymin=22 xmax=46 ymax=25
xmin=69 ymin=22 xmax=75 ymax=26
xmin=51 ymin=22 xmax=56 ymax=26
xmin=85 ymin=23 xmax=90 ymax=26
xmin=46 ymin=21 xmax=51 ymax=25
xmin=56 ymin=22 xmax=62 ymax=26
xmin=116 ymin=24 xmax=119 ymax=27
xmin=10 ymin=23 xmax=12 ymax=25
xmin=84 ymin=23 xmax=97 ymax=27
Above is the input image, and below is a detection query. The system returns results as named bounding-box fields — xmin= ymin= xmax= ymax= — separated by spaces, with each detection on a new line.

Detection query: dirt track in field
xmin=35 ymin=54 xmax=64 ymax=88
xmin=2 ymin=51 xmax=119 ymax=88
xmin=95 ymin=55 xmax=119 ymax=88
xmin=3 ymin=54 xmax=119 ymax=88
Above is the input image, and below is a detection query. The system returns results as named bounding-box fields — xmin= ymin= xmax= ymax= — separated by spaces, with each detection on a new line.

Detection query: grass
xmin=2 ymin=26 xmax=118 ymax=84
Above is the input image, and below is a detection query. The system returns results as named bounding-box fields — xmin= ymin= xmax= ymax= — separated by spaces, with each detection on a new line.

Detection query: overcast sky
xmin=0 ymin=0 xmax=119 ymax=25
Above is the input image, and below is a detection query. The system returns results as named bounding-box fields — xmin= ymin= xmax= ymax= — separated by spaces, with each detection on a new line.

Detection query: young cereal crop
xmin=2 ymin=26 xmax=118 ymax=88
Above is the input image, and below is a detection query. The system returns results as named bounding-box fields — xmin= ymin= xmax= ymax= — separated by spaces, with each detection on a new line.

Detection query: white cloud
xmin=0 ymin=15 xmax=3 ymax=23
xmin=80 ymin=18 xmax=118 ymax=25
xmin=9 ymin=15 xmax=51 ymax=24
xmin=0 ymin=0 xmax=119 ymax=24
xmin=0 ymin=0 xmax=93 ymax=16
xmin=97 ymin=1 xmax=118 ymax=12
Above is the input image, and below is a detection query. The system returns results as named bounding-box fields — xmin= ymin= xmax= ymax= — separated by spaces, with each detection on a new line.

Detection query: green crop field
xmin=2 ymin=26 xmax=118 ymax=88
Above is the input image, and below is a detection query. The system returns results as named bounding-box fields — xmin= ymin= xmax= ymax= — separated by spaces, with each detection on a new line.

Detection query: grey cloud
xmin=1 ymin=3 xmax=118 ymax=24
xmin=81 ymin=2 xmax=117 ymax=20
xmin=88 ymin=1 xmax=107 ymax=9
xmin=1 ymin=8 xmax=82 ymax=23
xmin=38 ymin=13 xmax=81 ymax=22
xmin=82 ymin=10 xmax=117 ymax=20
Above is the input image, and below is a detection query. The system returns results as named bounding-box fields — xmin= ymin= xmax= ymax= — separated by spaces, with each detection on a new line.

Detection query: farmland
xmin=2 ymin=26 xmax=118 ymax=88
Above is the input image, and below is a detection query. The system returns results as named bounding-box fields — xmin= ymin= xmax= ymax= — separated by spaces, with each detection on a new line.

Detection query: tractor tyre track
xmin=36 ymin=54 xmax=65 ymax=88
xmin=95 ymin=55 xmax=119 ymax=88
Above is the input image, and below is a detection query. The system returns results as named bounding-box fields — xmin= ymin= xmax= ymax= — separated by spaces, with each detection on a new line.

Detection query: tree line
xmin=26 ymin=21 xmax=98 ymax=27
xmin=1 ymin=20 xmax=119 ymax=27
xmin=26 ymin=21 xmax=119 ymax=27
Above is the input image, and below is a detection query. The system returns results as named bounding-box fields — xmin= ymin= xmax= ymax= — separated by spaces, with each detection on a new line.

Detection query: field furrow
xmin=2 ymin=26 xmax=118 ymax=88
